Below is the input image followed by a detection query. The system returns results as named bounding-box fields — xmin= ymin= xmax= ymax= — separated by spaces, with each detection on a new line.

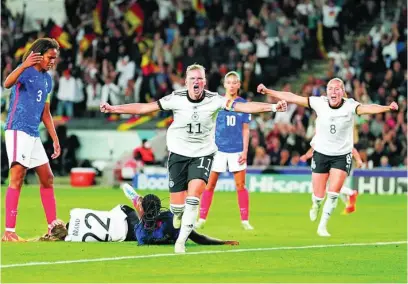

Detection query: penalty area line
xmin=1 ymin=240 xmax=406 ymax=269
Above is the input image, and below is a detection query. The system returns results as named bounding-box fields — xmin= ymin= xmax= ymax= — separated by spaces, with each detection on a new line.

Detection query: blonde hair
xmin=186 ymin=64 xmax=206 ymax=76
xmin=36 ymin=224 xmax=68 ymax=242
xmin=327 ymin=77 xmax=347 ymax=98
xmin=224 ymin=71 xmax=241 ymax=81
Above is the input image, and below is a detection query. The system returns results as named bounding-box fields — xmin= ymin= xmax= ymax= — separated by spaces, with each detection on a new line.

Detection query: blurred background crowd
xmin=1 ymin=0 xmax=407 ymax=176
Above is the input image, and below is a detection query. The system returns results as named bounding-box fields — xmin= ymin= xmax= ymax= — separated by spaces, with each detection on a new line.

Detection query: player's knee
xmin=9 ymin=169 xmax=25 ymax=190
xmin=205 ymin=183 xmax=216 ymax=192
xmin=40 ymin=173 xmax=54 ymax=188
xmin=235 ymin=180 xmax=246 ymax=191
xmin=9 ymin=177 xmax=24 ymax=190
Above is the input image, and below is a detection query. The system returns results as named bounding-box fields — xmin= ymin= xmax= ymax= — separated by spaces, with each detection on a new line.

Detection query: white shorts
xmin=211 ymin=151 xmax=247 ymax=173
xmin=5 ymin=130 xmax=49 ymax=169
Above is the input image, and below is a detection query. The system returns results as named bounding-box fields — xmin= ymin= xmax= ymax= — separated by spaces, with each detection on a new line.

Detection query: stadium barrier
xmin=132 ymin=168 xmax=407 ymax=195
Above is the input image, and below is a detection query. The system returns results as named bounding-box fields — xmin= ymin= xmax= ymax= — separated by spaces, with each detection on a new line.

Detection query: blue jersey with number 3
xmin=5 ymin=67 xmax=52 ymax=137
xmin=215 ymin=96 xmax=250 ymax=153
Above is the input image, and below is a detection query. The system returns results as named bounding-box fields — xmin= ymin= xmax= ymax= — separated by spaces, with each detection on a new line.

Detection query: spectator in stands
xmin=133 ymin=139 xmax=155 ymax=165
xmin=289 ymin=151 xmax=308 ymax=167
xmin=56 ymin=69 xmax=76 ymax=118
xmin=252 ymin=146 xmax=270 ymax=167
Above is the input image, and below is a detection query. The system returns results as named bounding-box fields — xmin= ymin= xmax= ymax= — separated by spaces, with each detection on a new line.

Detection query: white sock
xmin=176 ymin=196 xmax=200 ymax=243
xmin=339 ymin=194 xmax=348 ymax=205
xmin=340 ymin=186 xmax=354 ymax=196
xmin=312 ymin=194 xmax=324 ymax=209
xmin=319 ymin=192 xmax=339 ymax=229
xmin=170 ymin=204 xmax=185 ymax=219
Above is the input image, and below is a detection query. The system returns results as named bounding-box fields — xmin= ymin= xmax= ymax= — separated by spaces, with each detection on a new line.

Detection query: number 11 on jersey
xmin=187 ymin=123 xmax=202 ymax=134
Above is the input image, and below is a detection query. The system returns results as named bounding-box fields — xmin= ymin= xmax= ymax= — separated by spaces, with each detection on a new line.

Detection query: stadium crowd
xmin=1 ymin=0 xmax=407 ymax=169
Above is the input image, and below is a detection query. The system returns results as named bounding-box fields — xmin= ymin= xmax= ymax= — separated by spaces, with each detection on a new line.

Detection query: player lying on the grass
xmin=32 ymin=184 xmax=239 ymax=246
xmin=101 ymin=64 xmax=286 ymax=253
xmin=300 ymin=144 xmax=361 ymax=214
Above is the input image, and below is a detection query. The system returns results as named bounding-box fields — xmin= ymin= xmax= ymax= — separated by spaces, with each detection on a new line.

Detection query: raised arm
xmin=356 ymin=102 xmax=398 ymax=115
xmin=100 ymin=101 xmax=160 ymax=115
xmin=257 ymin=84 xmax=309 ymax=107
xmin=4 ymin=52 xmax=43 ymax=88
xmin=233 ymin=100 xmax=287 ymax=113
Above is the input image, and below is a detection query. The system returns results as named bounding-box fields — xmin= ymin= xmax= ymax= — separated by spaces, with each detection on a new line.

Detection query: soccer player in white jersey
xmin=101 ymin=64 xmax=288 ymax=253
xmin=257 ymin=78 xmax=398 ymax=237
xmin=196 ymin=71 xmax=254 ymax=230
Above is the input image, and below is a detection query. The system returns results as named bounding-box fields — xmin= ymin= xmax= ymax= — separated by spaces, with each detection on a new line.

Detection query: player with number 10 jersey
xmin=197 ymin=71 xmax=254 ymax=230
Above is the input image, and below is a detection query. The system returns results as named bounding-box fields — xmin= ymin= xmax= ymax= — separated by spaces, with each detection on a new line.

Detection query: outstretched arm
xmin=356 ymin=102 xmax=398 ymax=115
xmin=100 ymin=101 xmax=160 ymax=115
xmin=257 ymin=84 xmax=309 ymax=107
xmin=189 ymin=230 xmax=239 ymax=246
xmin=233 ymin=100 xmax=287 ymax=113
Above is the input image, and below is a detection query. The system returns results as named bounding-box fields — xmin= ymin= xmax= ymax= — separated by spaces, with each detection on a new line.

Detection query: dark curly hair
xmin=22 ymin=38 xmax=60 ymax=61
xmin=141 ymin=194 xmax=162 ymax=231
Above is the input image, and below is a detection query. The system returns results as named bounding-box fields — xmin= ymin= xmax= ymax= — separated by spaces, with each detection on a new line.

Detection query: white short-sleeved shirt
xmin=158 ymin=89 xmax=230 ymax=157
xmin=65 ymin=205 xmax=128 ymax=242
xmin=308 ymin=96 xmax=360 ymax=156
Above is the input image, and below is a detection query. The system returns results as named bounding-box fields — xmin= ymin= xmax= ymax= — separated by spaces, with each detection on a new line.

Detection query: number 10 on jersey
xmin=226 ymin=115 xmax=236 ymax=126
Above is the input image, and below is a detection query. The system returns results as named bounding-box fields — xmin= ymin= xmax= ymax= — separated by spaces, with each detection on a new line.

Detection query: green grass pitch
xmin=1 ymin=186 xmax=407 ymax=283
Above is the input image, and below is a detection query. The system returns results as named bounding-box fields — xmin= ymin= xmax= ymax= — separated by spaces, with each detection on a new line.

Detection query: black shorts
xmin=120 ymin=205 xmax=140 ymax=241
xmin=311 ymin=151 xmax=352 ymax=176
xmin=167 ymin=152 xmax=214 ymax=193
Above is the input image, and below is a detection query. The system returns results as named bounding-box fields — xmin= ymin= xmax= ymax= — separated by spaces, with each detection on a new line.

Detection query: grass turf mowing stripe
xmin=1 ymin=241 xmax=406 ymax=269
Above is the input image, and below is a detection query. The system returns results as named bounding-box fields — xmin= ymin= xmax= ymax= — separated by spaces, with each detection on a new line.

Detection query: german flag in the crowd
xmin=316 ymin=22 xmax=327 ymax=59
xmin=156 ymin=116 xmax=173 ymax=128
xmin=140 ymin=53 xmax=156 ymax=76
xmin=192 ymin=0 xmax=206 ymax=16
xmin=46 ymin=20 xmax=72 ymax=49
xmin=124 ymin=2 xmax=144 ymax=35
xmin=80 ymin=33 xmax=96 ymax=52
xmin=93 ymin=0 xmax=110 ymax=35
xmin=117 ymin=116 xmax=152 ymax=131
xmin=138 ymin=38 xmax=156 ymax=76
xmin=14 ymin=41 xmax=33 ymax=59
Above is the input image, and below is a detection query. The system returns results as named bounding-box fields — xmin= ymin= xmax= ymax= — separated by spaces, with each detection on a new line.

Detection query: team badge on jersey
xmin=192 ymin=112 xmax=199 ymax=121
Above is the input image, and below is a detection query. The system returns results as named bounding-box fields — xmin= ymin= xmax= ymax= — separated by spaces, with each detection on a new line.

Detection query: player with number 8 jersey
xmin=100 ymin=64 xmax=288 ymax=253
xmin=257 ymin=78 xmax=399 ymax=237
xmin=2 ymin=38 xmax=61 ymax=242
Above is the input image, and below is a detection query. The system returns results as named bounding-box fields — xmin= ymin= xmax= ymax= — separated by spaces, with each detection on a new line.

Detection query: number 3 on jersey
xmin=36 ymin=90 xmax=43 ymax=102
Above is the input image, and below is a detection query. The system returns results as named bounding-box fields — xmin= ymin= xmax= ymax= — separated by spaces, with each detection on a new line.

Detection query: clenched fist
xmin=276 ymin=100 xmax=288 ymax=112
xmin=257 ymin=84 xmax=267 ymax=94
xmin=389 ymin=101 xmax=398 ymax=111
xmin=100 ymin=102 xmax=115 ymax=113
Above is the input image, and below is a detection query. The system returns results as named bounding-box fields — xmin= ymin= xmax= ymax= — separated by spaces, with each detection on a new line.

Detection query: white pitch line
xmin=1 ymin=241 xmax=406 ymax=269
